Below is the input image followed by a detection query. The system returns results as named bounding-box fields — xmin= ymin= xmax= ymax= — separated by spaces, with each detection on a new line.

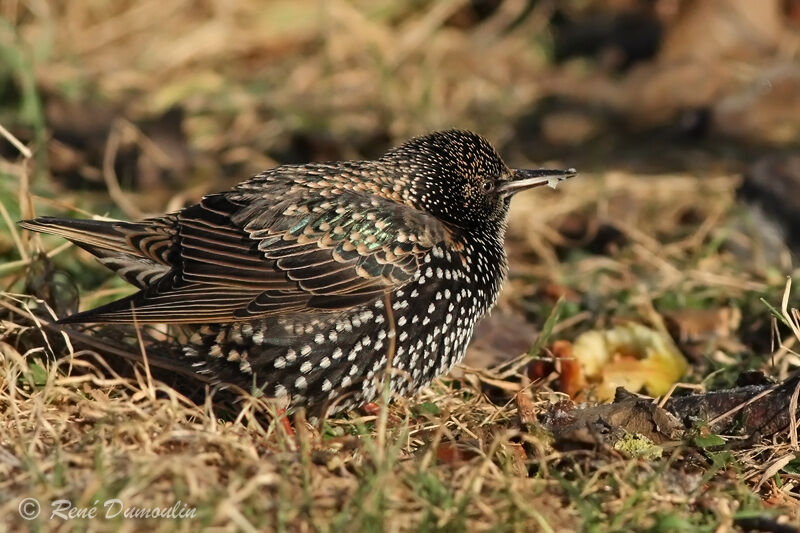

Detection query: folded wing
xmin=23 ymin=185 xmax=449 ymax=324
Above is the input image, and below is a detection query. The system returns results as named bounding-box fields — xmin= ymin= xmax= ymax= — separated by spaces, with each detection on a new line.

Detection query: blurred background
xmin=2 ymin=0 xmax=800 ymax=379
xmin=5 ymin=3 xmax=800 ymax=527
xmin=1 ymin=0 xmax=797 ymax=200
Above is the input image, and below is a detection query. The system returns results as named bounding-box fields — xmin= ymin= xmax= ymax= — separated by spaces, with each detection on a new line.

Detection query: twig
xmin=781 ymin=277 xmax=800 ymax=341
xmin=790 ymin=379 xmax=800 ymax=451
xmin=376 ymin=291 xmax=397 ymax=463
xmin=131 ymin=303 xmax=157 ymax=401
xmin=706 ymin=383 xmax=781 ymax=429
xmin=103 ymin=121 xmax=144 ymax=220
xmin=0 ymin=121 xmax=32 ymax=159
xmin=657 ymin=382 xmax=705 ymax=409
xmin=0 ymin=200 xmax=28 ymax=261
xmin=0 ymin=241 xmax=72 ymax=275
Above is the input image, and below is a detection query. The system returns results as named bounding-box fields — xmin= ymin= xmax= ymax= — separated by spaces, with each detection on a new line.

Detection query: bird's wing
xmin=60 ymin=188 xmax=450 ymax=324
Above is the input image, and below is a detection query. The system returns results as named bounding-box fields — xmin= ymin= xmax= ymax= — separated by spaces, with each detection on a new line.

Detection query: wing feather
xmin=53 ymin=180 xmax=451 ymax=324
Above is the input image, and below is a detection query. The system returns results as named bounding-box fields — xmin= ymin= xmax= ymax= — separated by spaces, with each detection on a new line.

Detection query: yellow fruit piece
xmin=572 ymin=322 xmax=688 ymax=401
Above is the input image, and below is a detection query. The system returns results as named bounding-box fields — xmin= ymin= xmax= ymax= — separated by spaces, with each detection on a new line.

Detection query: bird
xmin=20 ymin=130 xmax=576 ymax=417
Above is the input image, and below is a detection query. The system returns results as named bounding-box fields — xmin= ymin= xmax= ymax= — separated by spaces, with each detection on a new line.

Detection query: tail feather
xmin=20 ymin=216 xmax=173 ymax=290
xmin=20 ymin=217 xmax=138 ymax=255
xmin=55 ymin=292 xmax=144 ymax=324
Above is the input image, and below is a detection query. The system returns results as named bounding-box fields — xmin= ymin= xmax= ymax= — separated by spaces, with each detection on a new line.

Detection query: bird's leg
xmin=276 ymin=407 xmax=295 ymax=438
xmin=361 ymin=402 xmax=381 ymax=416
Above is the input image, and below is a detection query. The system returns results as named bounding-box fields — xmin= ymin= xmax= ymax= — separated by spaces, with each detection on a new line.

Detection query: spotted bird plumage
xmin=20 ymin=130 xmax=575 ymax=416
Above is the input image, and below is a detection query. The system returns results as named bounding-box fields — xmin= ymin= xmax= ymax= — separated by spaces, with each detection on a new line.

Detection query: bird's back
xmin=21 ymin=161 xmax=451 ymax=325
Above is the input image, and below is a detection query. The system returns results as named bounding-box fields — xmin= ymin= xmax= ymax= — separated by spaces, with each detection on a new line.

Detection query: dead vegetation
xmin=2 ymin=1 xmax=800 ymax=531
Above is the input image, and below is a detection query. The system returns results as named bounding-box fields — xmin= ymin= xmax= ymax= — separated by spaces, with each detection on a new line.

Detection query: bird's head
xmin=383 ymin=130 xmax=576 ymax=228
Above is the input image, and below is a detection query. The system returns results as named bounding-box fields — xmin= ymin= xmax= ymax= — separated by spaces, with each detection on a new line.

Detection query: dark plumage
xmin=20 ymin=130 xmax=575 ymax=416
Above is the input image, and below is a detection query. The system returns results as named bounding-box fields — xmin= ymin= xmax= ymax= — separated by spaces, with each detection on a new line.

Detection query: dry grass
xmin=2 ymin=1 xmax=800 ymax=531
xmin=0 ymin=329 xmax=577 ymax=531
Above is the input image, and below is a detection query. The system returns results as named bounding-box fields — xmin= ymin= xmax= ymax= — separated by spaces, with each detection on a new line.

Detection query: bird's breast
xmin=187 ymin=235 xmax=509 ymax=415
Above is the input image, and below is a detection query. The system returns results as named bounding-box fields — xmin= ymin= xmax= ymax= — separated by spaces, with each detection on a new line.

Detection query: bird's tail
xmin=19 ymin=216 xmax=172 ymax=289
xmin=20 ymin=217 xmax=141 ymax=255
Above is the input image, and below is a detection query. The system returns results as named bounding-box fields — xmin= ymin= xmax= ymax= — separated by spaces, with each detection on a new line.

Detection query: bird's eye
xmin=482 ymin=181 xmax=494 ymax=192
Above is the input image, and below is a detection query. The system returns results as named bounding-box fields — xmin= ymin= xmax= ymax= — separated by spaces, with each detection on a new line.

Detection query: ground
xmin=2 ymin=2 xmax=800 ymax=532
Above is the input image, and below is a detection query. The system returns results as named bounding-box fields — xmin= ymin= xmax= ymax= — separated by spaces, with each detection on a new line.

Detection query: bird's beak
xmin=498 ymin=168 xmax=577 ymax=196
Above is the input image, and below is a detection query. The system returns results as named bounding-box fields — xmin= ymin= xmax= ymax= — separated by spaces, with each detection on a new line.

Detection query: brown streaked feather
xmin=18 ymin=217 xmax=175 ymax=288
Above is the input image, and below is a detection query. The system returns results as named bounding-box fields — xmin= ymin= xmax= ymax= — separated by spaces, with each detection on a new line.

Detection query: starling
xmin=20 ymin=130 xmax=575 ymax=416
